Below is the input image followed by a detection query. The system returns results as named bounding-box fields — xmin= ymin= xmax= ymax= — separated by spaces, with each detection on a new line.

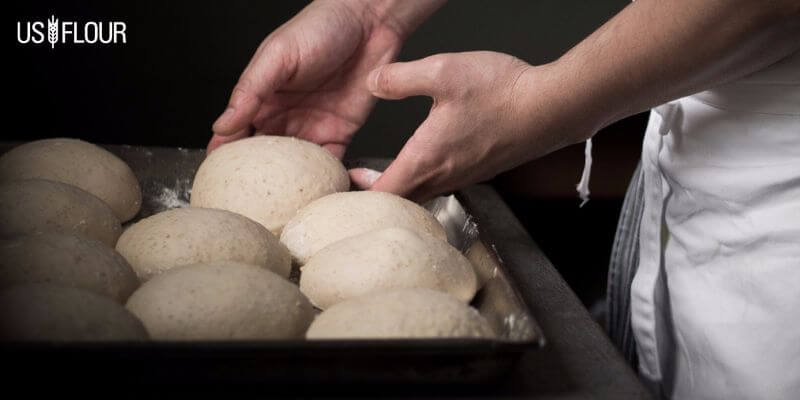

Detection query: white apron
xmin=630 ymin=50 xmax=800 ymax=399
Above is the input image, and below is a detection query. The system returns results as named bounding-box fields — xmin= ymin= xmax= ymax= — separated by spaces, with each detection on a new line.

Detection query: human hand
xmin=209 ymin=0 xmax=409 ymax=157
xmin=350 ymin=51 xmax=596 ymax=202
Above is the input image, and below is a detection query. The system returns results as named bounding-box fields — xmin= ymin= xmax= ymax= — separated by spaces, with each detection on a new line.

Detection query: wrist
xmin=515 ymin=62 xmax=604 ymax=149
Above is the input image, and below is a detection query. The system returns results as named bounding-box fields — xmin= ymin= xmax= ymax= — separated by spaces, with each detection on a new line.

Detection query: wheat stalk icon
xmin=47 ymin=15 xmax=58 ymax=49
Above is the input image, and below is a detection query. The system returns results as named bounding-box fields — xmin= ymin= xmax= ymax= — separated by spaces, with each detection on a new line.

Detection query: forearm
xmin=542 ymin=0 xmax=800 ymax=140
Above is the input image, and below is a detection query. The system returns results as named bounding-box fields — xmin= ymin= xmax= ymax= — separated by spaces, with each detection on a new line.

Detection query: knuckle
xmin=265 ymin=38 xmax=298 ymax=78
xmin=438 ymin=157 xmax=457 ymax=179
xmin=233 ymin=79 xmax=251 ymax=95
xmin=428 ymin=55 xmax=450 ymax=80
xmin=264 ymin=38 xmax=289 ymax=58
xmin=427 ymin=55 xmax=465 ymax=98
xmin=230 ymin=78 xmax=256 ymax=105
xmin=375 ymin=67 xmax=394 ymax=93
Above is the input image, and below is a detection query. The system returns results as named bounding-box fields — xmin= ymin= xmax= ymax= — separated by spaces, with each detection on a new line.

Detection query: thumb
xmin=206 ymin=128 xmax=251 ymax=154
xmin=369 ymin=157 xmax=419 ymax=199
xmin=348 ymin=168 xmax=382 ymax=190
xmin=370 ymin=131 xmax=437 ymax=201
xmin=367 ymin=55 xmax=447 ymax=100
xmin=371 ymin=153 xmax=439 ymax=203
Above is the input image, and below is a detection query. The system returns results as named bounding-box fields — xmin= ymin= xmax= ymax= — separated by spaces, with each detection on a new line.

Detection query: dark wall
xmin=9 ymin=1 xmax=306 ymax=147
xmin=9 ymin=0 xmax=629 ymax=156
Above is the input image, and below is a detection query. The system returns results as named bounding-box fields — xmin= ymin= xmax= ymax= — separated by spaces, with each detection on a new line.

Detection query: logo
xmin=17 ymin=15 xmax=127 ymax=48
xmin=47 ymin=16 xmax=58 ymax=49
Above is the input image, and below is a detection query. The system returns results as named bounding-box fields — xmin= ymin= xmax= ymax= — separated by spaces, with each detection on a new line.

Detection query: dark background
xmin=8 ymin=1 xmax=646 ymax=311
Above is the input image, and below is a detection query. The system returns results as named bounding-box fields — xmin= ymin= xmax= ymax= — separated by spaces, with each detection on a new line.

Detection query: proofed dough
xmin=190 ymin=136 xmax=349 ymax=234
xmin=116 ymin=207 xmax=290 ymax=281
xmin=306 ymin=288 xmax=495 ymax=339
xmin=0 ymin=283 xmax=148 ymax=341
xmin=300 ymin=227 xmax=477 ymax=309
xmin=281 ymin=191 xmax=447 ymax=264
xmin=0 ymin=179 xmax=122 ymax=247
xmin=0 ymin=139 xmax=142 ymax=222
xmin=126 ymin=262 xmax=314 ymax=340
xmin=0 ymin=233 xmax=139 ymax=303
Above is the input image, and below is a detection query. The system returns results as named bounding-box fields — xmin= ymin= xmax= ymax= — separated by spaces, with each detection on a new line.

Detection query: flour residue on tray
xmin=145 ymin=178 xmax=192 ymax=215
xmin=156 ymin=185 xmax=190 ymax=209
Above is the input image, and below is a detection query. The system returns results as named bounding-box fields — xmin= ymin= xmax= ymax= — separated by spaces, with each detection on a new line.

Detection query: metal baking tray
xmin=0 ymin=144 xmax=544 ymax=385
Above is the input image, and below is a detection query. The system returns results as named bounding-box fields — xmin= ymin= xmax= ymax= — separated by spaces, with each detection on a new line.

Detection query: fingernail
xmin=360 ymin=168 xmax=383 ymax=186
xmin=213 ymin=107 xmax=235 ymax=131
xmin=349 ymin=168 xmax=383 ymax=189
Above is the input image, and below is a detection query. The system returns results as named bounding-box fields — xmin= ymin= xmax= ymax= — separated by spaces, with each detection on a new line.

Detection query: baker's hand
xmin=209 ymin=0 xmax=408 ymax=157
xmin=351 ymin=51 xmax=594 ymax=202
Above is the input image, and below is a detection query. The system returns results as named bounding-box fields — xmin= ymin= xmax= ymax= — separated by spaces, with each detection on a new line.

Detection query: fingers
xmin=323 ymin=143 xmax=347 ymax=159
xmin=206 ymin=128 xmax=251 ymax=153
xmin=212 ymin=43 xmax=292 ymax=136
xmin=368 ymin=123 xmax=447 ymax=201
xmin=362 ymin=55 xmax=461 ymax=202
xmin=354 ymin=164 xmax=443 ymax=203
xmin=349 ymin=168 xmax=382 ymax=190
xmin=367 ymin=55 xmax=449 ymax=100
xmin=369 ymin=158 xmax=417 ymax=197
xmin=370 ymin=158 xmax=442 ymax=203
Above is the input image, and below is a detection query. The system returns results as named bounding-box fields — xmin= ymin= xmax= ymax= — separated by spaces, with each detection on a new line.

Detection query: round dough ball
xmin=0 ymin=283 xmax=148 ymax=341
xmin=464 ymin=241 xmax=497 ymax=288
xmin=191 ymin=136 xmax=349 ymax=234
xmin=0 ymin=138 xmax=142 ymax=222
xmin=116 ymin=207 xmax=290 ymax=281
xmin=0 ymin=179 xmax=122 ymax=247
xmin=0 ymin=233 xmax=139 ymax=303
xmin=126 ymin=262 xmax=314 ymax=340
xmin=281 ymin=191 xmax=447 ymax=265
xmin=300 ymin=227 xmax=477 ymax=309
xmin=306 ymin=288 xmax=495 ymax=339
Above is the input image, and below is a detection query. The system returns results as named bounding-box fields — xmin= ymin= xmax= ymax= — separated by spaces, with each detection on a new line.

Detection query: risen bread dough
xmin=464 ymin=241 xmax=498 ymax=288
xmin=126 ymin=262 xmax=314 ymax=340
xmin=0 ymin=233 xmax=139 ymax=303
xmin=300 ymin=227 xmax=477 ymax=309
xmin=0 ymin=283 xmax=148 ymax=341
xmin=0 ymin=179 xmax=122 ymax=247
xmin=190 ymin=136 xmax=349 ymax=234
xmin=116 ymin=207 xmax=290 ymax=281
xmin=0 ymin=138 xmax=142 ymax=222
xmin=281 ymin=191 xmax=447 ymax=264
xmin=306 ymin=288 xmax=495 ymax=339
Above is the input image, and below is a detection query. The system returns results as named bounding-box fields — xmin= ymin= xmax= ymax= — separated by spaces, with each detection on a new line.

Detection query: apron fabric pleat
xmin=607 ymin=162 xmax=644 ymax=367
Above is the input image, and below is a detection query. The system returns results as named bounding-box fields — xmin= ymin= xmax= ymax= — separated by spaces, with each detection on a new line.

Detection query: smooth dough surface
xmin=0 ymin=138 xmax=142 ymax=222
xmin=126 ymin=262 xmax=314 ymax=340
xmin=116 ymin=207 xmax=290 ymax=281
xmin=300 ymin=227 xmax=477 ymax=309
xmin=306 ymin=288 xmax=495 ymax=339
xmin=281 ymin=191 xmax=447 ymax=264
xmin=0 ymin=179 xmax=122 ymax=247
xmin=0 ymin=233 xmax=139 ymax=303
xmin=464 ymin=241 xmax=498 ymax=288
xmin=0 ymin=283 xmax=148 ymax=341
xmin=190 ymin=136 xmax=349 ymax=234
